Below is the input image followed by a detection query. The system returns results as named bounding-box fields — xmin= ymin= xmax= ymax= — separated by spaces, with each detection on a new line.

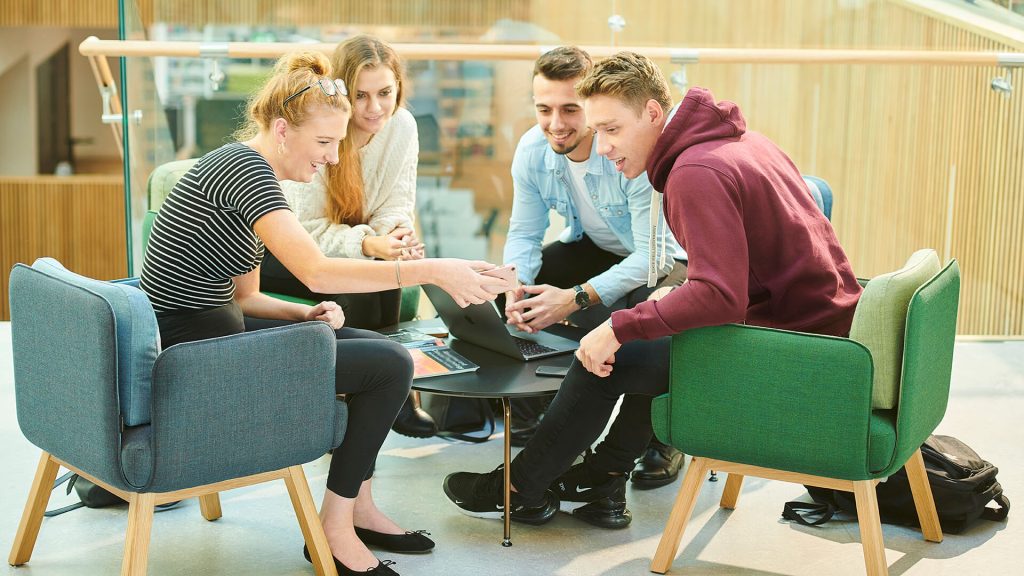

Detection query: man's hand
xmin=576 ymin=320 xmax=621 ymax=377
xmin=505 ymin=284 xmax=577 ymax=333
xmin=504 ymin=285 xmax=527 ymax=325
xmin=306 ymin=301 xmax=345 ymax=329
xmin=647 ymin=285 xmax=673 ymax=301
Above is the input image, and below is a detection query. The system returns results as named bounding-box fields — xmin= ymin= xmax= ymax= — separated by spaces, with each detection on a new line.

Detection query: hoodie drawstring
xmin=648 ymin=189 xmax=667 ymax=288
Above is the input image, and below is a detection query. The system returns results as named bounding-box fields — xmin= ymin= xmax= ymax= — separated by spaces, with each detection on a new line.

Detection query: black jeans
xmin=260 ymin=251 xmax=401 ymax=330
xmin=156 ymin=303 xmax=412 ymax=499
xmin=509 ymin=337 xmax=671 ymax=501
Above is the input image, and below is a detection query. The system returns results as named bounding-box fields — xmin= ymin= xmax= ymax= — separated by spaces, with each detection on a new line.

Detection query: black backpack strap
xmin=981 ymin=494 xmax=1010 ymax=522
xmin=436 ymin=399 xmax=495 ymax=444
xmin=782 ymin=501 xmax=836 ymax=527
xmin=44 ymin=471 xmax=86 ymax=517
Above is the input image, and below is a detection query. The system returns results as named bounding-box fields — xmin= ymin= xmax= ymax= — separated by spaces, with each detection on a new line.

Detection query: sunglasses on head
xmin=282 ymin=78 xmax=348 ymax=108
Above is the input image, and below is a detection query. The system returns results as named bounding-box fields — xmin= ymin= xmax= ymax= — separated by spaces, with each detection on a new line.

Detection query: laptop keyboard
xmin=510 ymin=335 xmax=557 ymax=357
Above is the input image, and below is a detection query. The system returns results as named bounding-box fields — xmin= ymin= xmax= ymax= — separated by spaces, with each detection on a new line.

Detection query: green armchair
xmin=649 ymin=252 xmax=961 ymax=576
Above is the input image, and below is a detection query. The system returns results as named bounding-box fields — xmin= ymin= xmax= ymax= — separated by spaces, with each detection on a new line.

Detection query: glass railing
xmin=112 ymin=0 xmax=1024 ymax=336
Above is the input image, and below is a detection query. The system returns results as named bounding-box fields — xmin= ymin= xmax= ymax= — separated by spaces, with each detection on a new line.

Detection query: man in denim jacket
xmin=497 ymin=47 xmax=687 ymax=527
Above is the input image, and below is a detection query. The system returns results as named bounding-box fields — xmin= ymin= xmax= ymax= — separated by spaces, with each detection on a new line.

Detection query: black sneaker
xmin=551 ymin=462 xmax=632 ymax=529
xmin=442 ymin=466 xmax=558 ymax=526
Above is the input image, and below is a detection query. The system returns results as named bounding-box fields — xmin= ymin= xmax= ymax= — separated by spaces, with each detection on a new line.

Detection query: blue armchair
xmin=7 ymin=258 xmax=345 ymax=576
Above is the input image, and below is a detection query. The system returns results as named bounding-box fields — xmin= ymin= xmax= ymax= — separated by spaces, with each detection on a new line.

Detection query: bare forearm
xmin=234 ymin=292 xmax=311 ymax=322
xmin=302 ymin=257 xmax=436 ymax=294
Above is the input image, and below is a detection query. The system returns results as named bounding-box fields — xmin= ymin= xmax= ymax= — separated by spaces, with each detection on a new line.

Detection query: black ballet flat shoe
xmin=355 ymin=527 xmax=435 ymax=554
xmin=303 ymin=545 xmax=399 ymax=575
xmin=391 ymin=398 xmax=438 ymax=438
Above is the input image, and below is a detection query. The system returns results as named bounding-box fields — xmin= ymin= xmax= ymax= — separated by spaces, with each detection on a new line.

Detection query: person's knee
xmin=377 ymin=340 xmax=415 ymax=393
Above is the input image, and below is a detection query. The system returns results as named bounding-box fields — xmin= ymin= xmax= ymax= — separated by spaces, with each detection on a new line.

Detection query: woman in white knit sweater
xmin=259 ymin=38 xmax=440 ymax=440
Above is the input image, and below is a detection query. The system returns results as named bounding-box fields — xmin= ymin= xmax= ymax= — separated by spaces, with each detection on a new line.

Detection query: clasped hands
xmin=362 ymin=227 xmax=425 ymax=261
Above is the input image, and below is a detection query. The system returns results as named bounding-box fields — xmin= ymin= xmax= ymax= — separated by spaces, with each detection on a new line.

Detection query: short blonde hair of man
xmin=575 ymin=51 xmax=672 ymax=115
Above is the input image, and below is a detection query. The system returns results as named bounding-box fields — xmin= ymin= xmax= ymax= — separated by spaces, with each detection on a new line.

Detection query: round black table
xmin=397 ymin=319 xmax=576 ymax=547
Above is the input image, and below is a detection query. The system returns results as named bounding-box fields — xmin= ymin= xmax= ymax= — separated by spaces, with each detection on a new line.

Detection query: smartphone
xmin=535 ymin=365 xmax=569 ymax=378
xmin=481 ymin=264 xmax=518 ymax=294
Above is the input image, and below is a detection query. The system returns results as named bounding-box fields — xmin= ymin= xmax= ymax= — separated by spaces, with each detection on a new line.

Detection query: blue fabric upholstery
xmin=31 ymin=258 xmax=159 ymax=427
xmin=803 ymin=175 xmax=833 ymax=220
xmin=9 ymin=258 xmax=345 ymax=493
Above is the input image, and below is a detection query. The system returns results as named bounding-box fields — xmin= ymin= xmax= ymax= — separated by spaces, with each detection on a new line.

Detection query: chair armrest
xmin=663 ymin=324 xmax=876 ymax=479
xmin=142 ymin=322 xmax=340 ymax=492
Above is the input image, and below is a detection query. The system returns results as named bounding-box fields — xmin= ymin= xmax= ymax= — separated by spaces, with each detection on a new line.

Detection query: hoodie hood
xmin=647 ymin=87 xmax=747 ymax=192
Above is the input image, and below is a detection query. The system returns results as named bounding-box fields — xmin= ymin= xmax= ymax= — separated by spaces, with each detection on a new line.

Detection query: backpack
xmin=422 ymin=394 xmax=495 ymax=443
xmin=45 ymin=471 xmax=179 ymax=517
xmin=784 ymin=435 xmax=1009 ymax=534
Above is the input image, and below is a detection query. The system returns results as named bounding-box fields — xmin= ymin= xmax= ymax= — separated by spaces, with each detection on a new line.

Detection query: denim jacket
xmin=504 ymin=125 xmax=684 ymax=305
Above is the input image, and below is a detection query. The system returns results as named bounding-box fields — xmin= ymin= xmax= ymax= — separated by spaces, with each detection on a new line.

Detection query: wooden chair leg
xmin=905 ymin=449 xmax=943 ymax=543
xmin=121 ymin=492 xmax=156 ymax=576
xmin=853 ymin=480 xmax=889 ymax=576
xmin=199 ymin=493 xmax=223 ymax=521
xmin=8 ymin=452 xmax=61 ymax=566
xmin=719 ymin=473 xmax=744 ymax=509
xmin=650 ymin=457 xmax=710 ymax=574
xmin=284 ymin=465 xmax=338 ymax=576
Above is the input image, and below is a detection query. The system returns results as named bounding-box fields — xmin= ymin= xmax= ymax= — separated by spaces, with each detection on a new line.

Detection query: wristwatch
xmin=572 ymin=284 xmax=591 ymax=310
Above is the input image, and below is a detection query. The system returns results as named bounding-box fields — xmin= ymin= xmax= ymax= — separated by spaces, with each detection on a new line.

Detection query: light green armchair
xmin=649 ymin=252 xmax=961 ymax=576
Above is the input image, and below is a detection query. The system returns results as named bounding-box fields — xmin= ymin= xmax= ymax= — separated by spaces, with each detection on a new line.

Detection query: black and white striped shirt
xmin=141 ymin=143 xmax=290 ymax=313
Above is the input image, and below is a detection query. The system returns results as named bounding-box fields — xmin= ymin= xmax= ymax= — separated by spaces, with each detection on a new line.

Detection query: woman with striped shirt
xmin=141 ymin=51 xmax=503 ymax=576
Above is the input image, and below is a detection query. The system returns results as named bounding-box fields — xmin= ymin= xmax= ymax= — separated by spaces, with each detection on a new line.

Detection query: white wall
xmin=0 ymin=57 xmax=33 ymax=175
xmin=0 ymin=26 xmax=120 ymax=175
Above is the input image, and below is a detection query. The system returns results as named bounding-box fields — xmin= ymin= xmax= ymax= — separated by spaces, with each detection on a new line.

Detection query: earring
xmin=277 ymin=141 xmax=286 ymax=156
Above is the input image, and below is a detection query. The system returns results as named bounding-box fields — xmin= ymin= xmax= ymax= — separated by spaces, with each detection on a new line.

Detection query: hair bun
xmin=276 ymin=50 xmax=332 ymax=77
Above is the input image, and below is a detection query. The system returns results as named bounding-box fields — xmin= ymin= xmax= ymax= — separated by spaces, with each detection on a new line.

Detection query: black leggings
xmin=156 ymin=302 xmax=412 ymax=498
xmin=260 ymin=251 xmax=401 ymax=330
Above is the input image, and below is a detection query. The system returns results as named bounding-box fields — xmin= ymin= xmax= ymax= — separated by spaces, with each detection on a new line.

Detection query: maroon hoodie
xmin=610 ymin=88 xmax=861 ymax=343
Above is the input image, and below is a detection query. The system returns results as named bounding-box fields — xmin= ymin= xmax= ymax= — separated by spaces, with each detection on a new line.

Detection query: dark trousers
xmin=510 ymin=337 xmax=670 ymax=500
xmin=156 ymin=302 xmax=412 ymax=499
xmin=502 ymin=236 xmax=685 ymax=498
xmin=260 ymin=251 xmax=401 ymax=330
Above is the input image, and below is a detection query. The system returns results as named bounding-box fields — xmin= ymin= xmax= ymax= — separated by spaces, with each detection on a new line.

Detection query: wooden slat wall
xmin=1 ymin=177 xmax=127 ymax=321
xmin=0 ymin=0 xmax=118 ymax=28
xmin=540 ymin=0 xmax=1023 ymax=336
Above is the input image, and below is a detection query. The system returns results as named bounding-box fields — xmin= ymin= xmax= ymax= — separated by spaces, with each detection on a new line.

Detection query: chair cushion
xmin=147 ymin=158 xmax=197 ymax=211
xmin=868 ymin=409 xmax=897 ymax=473
xmin=31 ymin=258 xmax=159 ymax=426
xmin=849 ymin=249 xmax=941 ymax=409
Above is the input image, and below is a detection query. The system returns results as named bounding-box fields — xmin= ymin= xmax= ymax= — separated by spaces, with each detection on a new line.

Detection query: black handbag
xmin=422 ymin=394 xmax=495 ymax=443
xmin=45 ymin=471 xmax=180 ymax=517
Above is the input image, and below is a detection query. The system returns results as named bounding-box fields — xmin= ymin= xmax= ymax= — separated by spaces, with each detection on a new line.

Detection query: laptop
xmin=422 ymin=284 xmax=579 ymax=361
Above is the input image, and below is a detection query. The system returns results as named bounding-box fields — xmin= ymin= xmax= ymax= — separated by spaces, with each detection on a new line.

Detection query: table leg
xmin=502 ymin=396 xmax=512 ymax=547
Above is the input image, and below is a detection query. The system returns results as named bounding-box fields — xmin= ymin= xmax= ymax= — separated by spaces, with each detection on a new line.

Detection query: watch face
xmin=575 ymin=287 xmax=590 ymax=308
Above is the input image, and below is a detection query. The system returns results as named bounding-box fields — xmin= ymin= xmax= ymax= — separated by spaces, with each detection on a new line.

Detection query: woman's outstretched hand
xmin=430 ymin=259 xmax=507 ymax=307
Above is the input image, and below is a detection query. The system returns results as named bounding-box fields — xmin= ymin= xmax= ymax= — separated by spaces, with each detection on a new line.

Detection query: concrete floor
xmin=1 ymin=322 xmax=1020 ymax=576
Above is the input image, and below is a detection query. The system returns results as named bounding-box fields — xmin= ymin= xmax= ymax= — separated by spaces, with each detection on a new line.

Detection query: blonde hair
xmin=575 ymin=51 xmax=672 ymax=115
xmin=324 ymin=35 xmax=407 ymax=226
xmin=234 ymin=50 xmax=351 ymax=142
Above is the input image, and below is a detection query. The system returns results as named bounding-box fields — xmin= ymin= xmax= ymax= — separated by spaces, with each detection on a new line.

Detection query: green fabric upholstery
xmin=658 ymin=254 xmax=960 ymax=482
xmin=850 ymin=249 xmax=941 ymax=409
xmin=147 ymin=158 xmax=197 ymax=210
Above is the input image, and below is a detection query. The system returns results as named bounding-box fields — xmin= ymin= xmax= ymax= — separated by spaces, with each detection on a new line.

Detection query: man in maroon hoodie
xmin=443 ymin=51 xmax=861 ymax=529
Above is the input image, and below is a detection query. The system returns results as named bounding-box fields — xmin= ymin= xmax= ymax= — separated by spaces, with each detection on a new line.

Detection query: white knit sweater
xmin=280 ymin=107 xmax=419 ymax=259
